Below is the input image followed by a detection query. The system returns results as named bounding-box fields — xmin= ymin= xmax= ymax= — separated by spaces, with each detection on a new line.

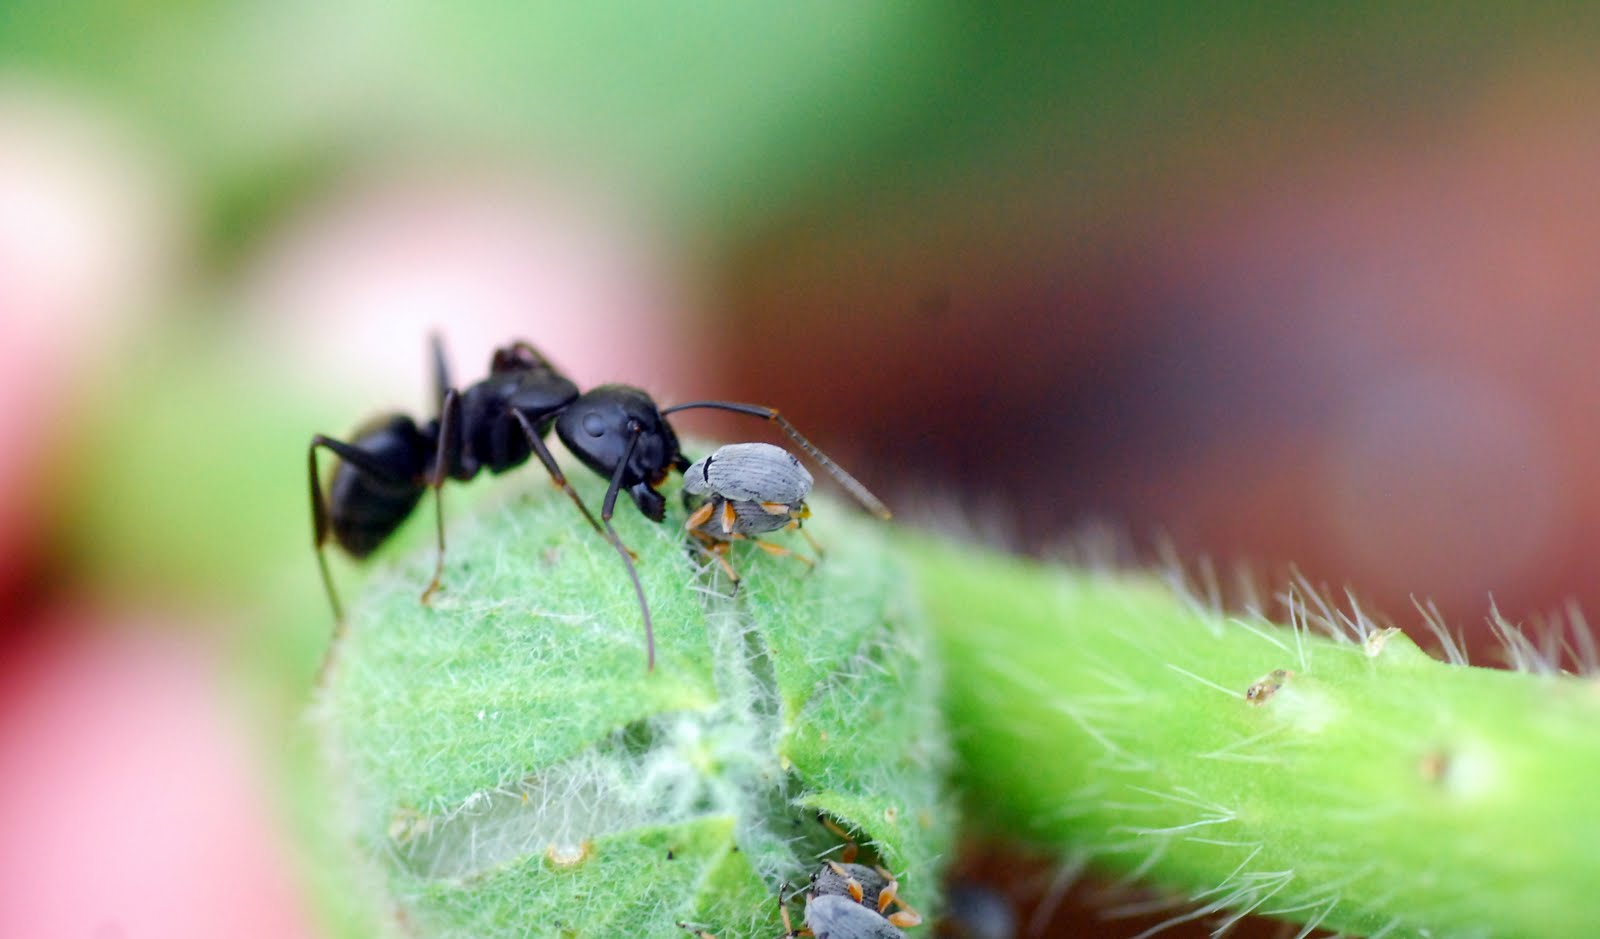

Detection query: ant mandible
xmin=308 ymin=335 xmax=890 ymax=671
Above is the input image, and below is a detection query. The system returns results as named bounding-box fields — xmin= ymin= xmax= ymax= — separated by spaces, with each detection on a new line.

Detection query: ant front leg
xmin=598 ymin=423 xmax=656 ymax=671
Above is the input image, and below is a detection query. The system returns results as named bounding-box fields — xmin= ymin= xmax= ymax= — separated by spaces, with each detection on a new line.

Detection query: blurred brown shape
xmin=716 ymin=64 xmax=1600 ymax=660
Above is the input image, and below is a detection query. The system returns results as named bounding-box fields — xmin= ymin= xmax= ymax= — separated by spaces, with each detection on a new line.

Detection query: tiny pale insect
xmin=682 ymin=442 xmax=824 ymax=585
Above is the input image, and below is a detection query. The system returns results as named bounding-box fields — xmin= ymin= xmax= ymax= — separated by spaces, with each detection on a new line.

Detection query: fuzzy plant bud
xmin=316 ymin=478 xmax=951 ymax=938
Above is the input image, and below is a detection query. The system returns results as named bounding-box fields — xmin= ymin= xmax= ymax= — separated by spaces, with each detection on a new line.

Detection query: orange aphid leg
xmin=776 ymin=884 xmax=815 ymax=938
xmin=687 ymin=530 xmax=742 ymax=586
xmin=887 ymin=909 xmax=923 ymax=929
xmin=874 ymin=867 xmax=923 ymax=927
xmin=684 ymin=501 xmax=716 ymax=531
xmin=719 ymin=500 xmax=737 ymax=534
xmin=826 ymin=860 xmax=867 ymax=903
xmin=759 ymin=500 xmax=792 ymax=515
xmin=754 ymin=538 xmax=816 ymax=568
xmin=790 ymin=521 xmax=825 ymax=560
xmin=798 ymin=815 xmax=923 ymax=936
xmin=818 ymin=814 xmax=860 ymax=863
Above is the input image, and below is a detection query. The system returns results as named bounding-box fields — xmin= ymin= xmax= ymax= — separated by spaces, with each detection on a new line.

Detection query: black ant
xmin=309 ymin=335 xmax=890 ymax=670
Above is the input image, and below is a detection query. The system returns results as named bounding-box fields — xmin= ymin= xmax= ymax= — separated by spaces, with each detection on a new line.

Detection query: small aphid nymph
xmin=1245 ymin=668 xmax=1293 ymax=705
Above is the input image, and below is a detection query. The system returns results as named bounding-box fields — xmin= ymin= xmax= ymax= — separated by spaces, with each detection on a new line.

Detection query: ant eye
xmin=582 ymin=413 xmax=606 ymax=437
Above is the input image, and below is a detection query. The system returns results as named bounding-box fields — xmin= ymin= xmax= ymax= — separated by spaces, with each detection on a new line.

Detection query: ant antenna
xmin=660 ymin=401 xmax=891 ymax=520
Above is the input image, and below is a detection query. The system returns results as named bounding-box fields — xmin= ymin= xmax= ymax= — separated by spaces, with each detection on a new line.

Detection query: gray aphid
xmin=803 ymin=894 xmax=904 ymax=939
xmin=684 ymin=442 xmax=813 ymax=504
xmin=683 ymin=442 xmax=813 ymax=537
xmin=809 ymin=862 xmax=893 ymax=910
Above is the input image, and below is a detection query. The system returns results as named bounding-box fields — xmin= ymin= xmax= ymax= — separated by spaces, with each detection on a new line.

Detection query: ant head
xmin=555 ymin=384 xmax=684 ymax=521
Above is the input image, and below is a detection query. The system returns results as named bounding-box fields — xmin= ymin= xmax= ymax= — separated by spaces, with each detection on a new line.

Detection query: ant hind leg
xmin=308 ymin=439 xmax=345 ymax=627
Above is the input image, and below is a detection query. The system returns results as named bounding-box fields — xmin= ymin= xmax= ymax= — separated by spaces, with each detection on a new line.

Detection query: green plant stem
xmin=909 ymin=538 xmax=1600 ymax=937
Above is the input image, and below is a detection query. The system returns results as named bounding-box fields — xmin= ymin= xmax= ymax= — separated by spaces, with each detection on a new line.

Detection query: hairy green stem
xmin=910 ymin=539 xmax=1600 ymax=937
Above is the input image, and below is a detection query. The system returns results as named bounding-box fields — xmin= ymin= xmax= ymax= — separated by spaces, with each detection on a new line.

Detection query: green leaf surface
xmin=318 ymin=474 xmax=950 ymax=937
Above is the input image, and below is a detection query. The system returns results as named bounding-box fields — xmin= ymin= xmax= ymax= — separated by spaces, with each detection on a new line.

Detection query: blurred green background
xmin=5 ymin=4 xmax=1600 ymax=937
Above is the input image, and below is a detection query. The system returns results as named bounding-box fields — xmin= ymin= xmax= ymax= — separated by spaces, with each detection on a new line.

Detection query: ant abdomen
xmin=323 ymin=414 xmax=431 ymax=558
